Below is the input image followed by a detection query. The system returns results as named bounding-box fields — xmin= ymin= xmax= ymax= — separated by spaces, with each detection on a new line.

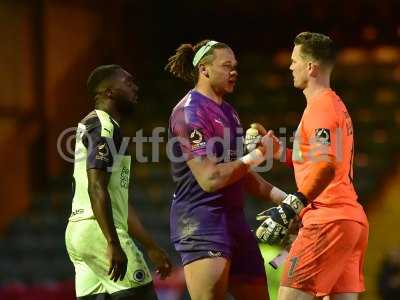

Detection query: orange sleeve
xmin=303 ymin=98 xmax=338 ymax=160
xmin=298 ymin=160 xmax=335 ymax=201
xmin=298 ymin=95 xmax=338 ymax=201
xmin=285 ymin=148 xmax=293 ymax=167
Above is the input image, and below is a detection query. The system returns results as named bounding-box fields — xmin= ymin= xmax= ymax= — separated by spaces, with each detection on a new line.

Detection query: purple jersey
xmin=168 ymin=90 xmax=248 ymax=248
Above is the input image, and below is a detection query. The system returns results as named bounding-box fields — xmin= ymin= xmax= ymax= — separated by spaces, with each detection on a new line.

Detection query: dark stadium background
xmin=1 ymin=1 xmax=399 ymax=299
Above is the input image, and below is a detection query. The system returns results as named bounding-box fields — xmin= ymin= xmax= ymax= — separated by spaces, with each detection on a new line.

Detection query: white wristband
xmin=239 ymin=148 xmax=265 ymax=168
xmin=270 ymin=186 xmax=287 ymax=204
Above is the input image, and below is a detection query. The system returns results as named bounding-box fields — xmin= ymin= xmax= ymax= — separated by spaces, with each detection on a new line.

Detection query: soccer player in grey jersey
xmin=65 ymin=65 xmax=171 ymax=300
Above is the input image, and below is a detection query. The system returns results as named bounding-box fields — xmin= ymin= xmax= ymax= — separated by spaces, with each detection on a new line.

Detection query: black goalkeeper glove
xmin=256 ymin=192 xmax=308 ymax=244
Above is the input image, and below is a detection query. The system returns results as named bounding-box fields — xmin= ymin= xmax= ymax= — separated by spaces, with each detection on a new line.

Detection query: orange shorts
xmin=281 ymin=220 xmax=368 ymax=297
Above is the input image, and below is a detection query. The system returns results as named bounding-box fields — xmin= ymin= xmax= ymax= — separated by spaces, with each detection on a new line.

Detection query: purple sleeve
xmin=82 ymin=126 xmax=114 ymax=172
xmin=172 ymin=107 xmax=214 ymax=160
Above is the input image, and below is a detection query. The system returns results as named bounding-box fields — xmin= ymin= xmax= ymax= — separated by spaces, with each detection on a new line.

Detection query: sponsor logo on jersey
xmin=214 ymin=119 xmax=224 ymax=126
xmin=120 ymin=166 xmax=129 ymax=189
xmin=71 ymin=209 xmax=84 ymax=216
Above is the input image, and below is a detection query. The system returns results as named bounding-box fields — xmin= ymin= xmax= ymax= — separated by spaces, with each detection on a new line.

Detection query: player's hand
xmin=250 ymin=123 xmax=267 ymax=136
xmin=245 ymin=123 xmax=282 ymax=160
xmin=107 ymin=242 xmax=128 ymax=282
xmin=258 ymin=192 xmax=307 ymax=223
xmin=244 ymin=124 xmax=262 ymax=152
xmin=256 ymin=193 xmax=307 ymax=244
xmin=147 ymin=245 xmax=172 ymax=280
xmin=256 ymin=206 xmax=289 ymax=244
xmin=260 ymin=130 xmax=282 ymax=160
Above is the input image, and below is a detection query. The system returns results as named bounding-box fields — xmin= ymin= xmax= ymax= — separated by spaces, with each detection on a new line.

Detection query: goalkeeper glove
xmin=256 ymin=192 xmax=307 ymax=244
xmin=244 ymin=124 xmax=262 ymax=153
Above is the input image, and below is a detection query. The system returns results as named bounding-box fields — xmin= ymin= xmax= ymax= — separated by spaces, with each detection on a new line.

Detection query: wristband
xmin=293 ymin=191 xmax=308 ymax=206
xmin=282 ymin=192 xmax=308 ymax=215
xmin=239 ymin=148 xmax=265 ymax=168
xmin=270 ymin=187 xmax=287 ymax=203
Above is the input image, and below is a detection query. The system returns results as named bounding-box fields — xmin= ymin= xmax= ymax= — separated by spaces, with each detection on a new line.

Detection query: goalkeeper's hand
xmin=244 ymin=123 xmax=282 ymax=160
xmin=255 ymin=192 xmax=307 ymax=244
xmin=244 ymin=124 xmax=263 ymax=152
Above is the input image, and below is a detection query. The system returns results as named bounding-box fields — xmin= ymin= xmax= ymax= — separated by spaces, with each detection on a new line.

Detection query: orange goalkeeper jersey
xmin=292 ymin=89 xmax=368 ymax=226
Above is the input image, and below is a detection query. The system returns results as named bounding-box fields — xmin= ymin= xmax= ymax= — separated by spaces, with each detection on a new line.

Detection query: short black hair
xmin=294 ymin=32 xmax=337 ymax=67
xmin=86 ymin=64 xmax=122 ymax=98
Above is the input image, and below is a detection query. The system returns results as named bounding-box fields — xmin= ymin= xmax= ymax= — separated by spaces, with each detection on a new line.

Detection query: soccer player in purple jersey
xmin=165 ymin=40 xmax=288 ymax=300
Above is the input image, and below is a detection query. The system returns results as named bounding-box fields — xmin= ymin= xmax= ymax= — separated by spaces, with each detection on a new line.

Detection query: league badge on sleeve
xmin=315 ymin=128 xmax=331 ymax=145
xmin=190 ymin=129 xmax=203 ymax=144
xmin=95 ymin=142 xmax=111 ymax=162
xmin=189 ymin=128 xmax=206 ymax=151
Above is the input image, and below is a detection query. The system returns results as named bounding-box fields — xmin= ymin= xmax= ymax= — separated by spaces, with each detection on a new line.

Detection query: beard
xmin=115 ymin=97 xmax=135 ymax=117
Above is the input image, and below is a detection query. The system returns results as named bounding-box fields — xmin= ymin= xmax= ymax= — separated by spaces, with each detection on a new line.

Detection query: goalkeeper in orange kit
xmin=252 ymin=32 xmax=369 ymax=300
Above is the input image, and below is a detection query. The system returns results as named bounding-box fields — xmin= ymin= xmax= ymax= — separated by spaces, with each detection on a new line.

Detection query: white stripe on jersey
xmin=184 ymin=94 xmax=192 ymax=107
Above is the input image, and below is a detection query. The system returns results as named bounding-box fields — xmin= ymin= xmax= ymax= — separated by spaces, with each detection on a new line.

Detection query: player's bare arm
xmin=242 ymin=171 xmax=287 ymax=205
xmin=187 ymin=139 xmax=269 ymax=193
xmin=187 ymin=124 xmax=281 ymax=193
xmin=187 ymin=155 xmax=250 ymax=193
xmin=87 ymin=168 xmax=127 ymax=282
xmin=127 ymin=204 xmax=172 ymax=279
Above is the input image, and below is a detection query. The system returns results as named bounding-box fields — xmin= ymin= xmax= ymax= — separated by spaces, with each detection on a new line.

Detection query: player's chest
xmin=292 ymin=119 xmax=311 ymax=162
xmin=205 ymin=108 xmax=242 ymax=140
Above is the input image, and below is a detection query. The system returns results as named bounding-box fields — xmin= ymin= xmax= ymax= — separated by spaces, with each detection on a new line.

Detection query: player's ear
xmin=308 ymin=62 xmax=318 ymax=77
xmin=199 ymin=64 xmax=209 ymax=78
xmin=307 ymin=62 xmax=313 ymax=72
xmin=105 ymin=87 xmax=113 ymax=98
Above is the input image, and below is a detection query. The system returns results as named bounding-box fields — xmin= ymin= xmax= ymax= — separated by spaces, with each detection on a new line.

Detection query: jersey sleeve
xmin=171 ymin=107 xmax=214 ymax=160
xmin=303 ymin=99 xmax=339 ymax=159
xmin=82 ymin=125 xmax=114 ymax=172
